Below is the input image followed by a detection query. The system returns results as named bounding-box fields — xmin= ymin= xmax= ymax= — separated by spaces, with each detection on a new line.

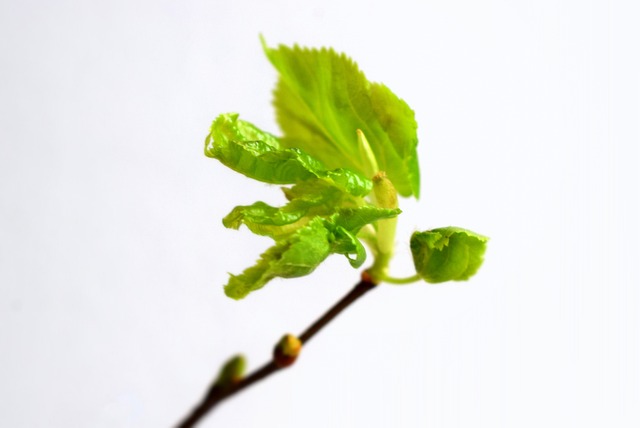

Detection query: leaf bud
xmin=273 ymin=334 xmax=302 ymax=367
xmin=214 ymin=354 xmax=246 ymax=388
xmin=410 ymin=227 xmax=488 ymax=283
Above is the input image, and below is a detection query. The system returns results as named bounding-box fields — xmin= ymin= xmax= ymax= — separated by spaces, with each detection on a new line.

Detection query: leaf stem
xmin=380 ymin=273 xmax=421 ymax=285
xmin=175 ymin=272 xmax=378 ymax=428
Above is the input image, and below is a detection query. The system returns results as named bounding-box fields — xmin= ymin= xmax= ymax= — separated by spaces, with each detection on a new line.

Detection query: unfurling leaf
xmin=262 ymin=39 xmax=420 ymax=198
xmin=205 ymin=113 xmax=371 ymax=196
xmin=224 ymin=206 xmax=401 ymax=299
xmin=205 ymin=41 xmax=435 ymax=299
xmin=410 ymin=227 xmax=488 ymax=283
xmin=222 ymin=178 xmax=353 ymax=239
xmin=224 ymin=218 xmax=332 ymax=299
xmin=331 ymin=206 xmax=401 ymax=234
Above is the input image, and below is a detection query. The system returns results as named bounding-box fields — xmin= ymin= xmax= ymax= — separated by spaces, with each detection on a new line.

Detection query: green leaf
xmin=205 ymin=113 xmax=371 ymax=196
xmin=325 ymin=206 xmax=401 ymax=268
xmin=327 ymin=224 xmax=367 ymax=267
xmin=332 ymin=206 xmax=401 ymax=234
xmin=223 ymin=177 xmax=358 ymax=239
xmin=225 ymin=217 xmax=332 ymax=299
xmin=222 ymin=200 xmax=313 ymax=238
xmin=223 ymin=188 xmax=399 ymax=238
xmin=262 ymin=39 xmax=420 ymax=198
xmin=410 ymin=227 xmax=488 ymax=283
xmin=281 ymin=177 xmax=357 ymax=203
xmin=224 ymin=204 xmax=402 ymax=299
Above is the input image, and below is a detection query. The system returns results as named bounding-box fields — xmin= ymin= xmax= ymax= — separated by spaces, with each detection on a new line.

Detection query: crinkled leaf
xmin=225 ymin=218 xmax=332 ymax=299
xmin=410 ymin=227 xmax=488 ymax=283
xmin=205 ymin=113 xmax=371 ymax=196
xmin=333 ymin=206 xmax=401 ymax=234
xmin=223 ymin=177 xmax=356 ymax=239
xmin=320 ymin=206 xmax=402 ymax=268
xmin=281 ymin=177 xmax=358 ymax=204
xmin=262 ymin=39 xmax=420 ymax=198
xmin=223 ymin=200 xmax=313 ymax=238
xmin=224 ymin=204 xmax=402 ymax=298
xmin=327 ymin=225 xmax=367 ymax=268
xmin=223 ymin=168 xmax=400 ymax=235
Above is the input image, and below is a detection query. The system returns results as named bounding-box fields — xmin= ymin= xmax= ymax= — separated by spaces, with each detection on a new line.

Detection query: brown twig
xmin=175 ymin=272 xmax=377 ymax=428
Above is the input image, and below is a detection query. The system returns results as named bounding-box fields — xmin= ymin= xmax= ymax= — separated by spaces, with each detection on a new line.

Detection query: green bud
xmin=369 ymin=172 xmax=399 ymax=280
xmin=372 ymin=171 xmax=398 ymax=211
xmin=214 ymin=355 xmax=246 ymax=388
xmin=410 ymin=227 xmax=488 ymax=283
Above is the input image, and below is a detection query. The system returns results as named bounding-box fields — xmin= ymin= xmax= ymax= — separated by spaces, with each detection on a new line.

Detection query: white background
xmin=1 ymin=0 xmax=638 ymax=427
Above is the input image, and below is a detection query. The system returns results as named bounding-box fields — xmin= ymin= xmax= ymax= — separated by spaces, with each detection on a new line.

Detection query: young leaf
xmin=326 ymin=224 xmax=367 ymax=267
xmin=262 ymin=40 xmax=420 ymax=198
xmin=326 ymin=206 xmax=402 ymax=268
xmin=224 ymin=205 xmax=402 ymax=299
xmin=205 ymin=113 xmax=371 ymax=196
xmin=332 ymin=206 xmax=401 ymax=234
xmin=410 ymin=227 xmax=488 ymax=283
xmin=281 ymin=177 xmax=359 ymax=203
xmin=222 ymin=200 xmax=313 ymax=238
xmin=225 ymin=218 xmax=332 ymax=299
xmin=222 ymin=177 xmax=362 ymax=239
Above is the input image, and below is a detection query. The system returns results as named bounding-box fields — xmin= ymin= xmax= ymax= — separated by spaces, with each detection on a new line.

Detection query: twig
xmin=298 ymin=273 xmax=376 ymax=343
xmin=175 ymin=272 xmax=377 ymax=428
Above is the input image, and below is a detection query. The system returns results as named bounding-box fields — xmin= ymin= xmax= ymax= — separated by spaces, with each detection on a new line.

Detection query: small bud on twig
xmin=213 ymin=355 xmax=246 ymax=389
xmin=273 ymin=334 xmax=302 ymax=367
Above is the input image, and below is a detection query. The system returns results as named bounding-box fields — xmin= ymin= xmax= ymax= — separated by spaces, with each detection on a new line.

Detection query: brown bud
xmin=273 ymin=334 xmax=302 ymax=368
